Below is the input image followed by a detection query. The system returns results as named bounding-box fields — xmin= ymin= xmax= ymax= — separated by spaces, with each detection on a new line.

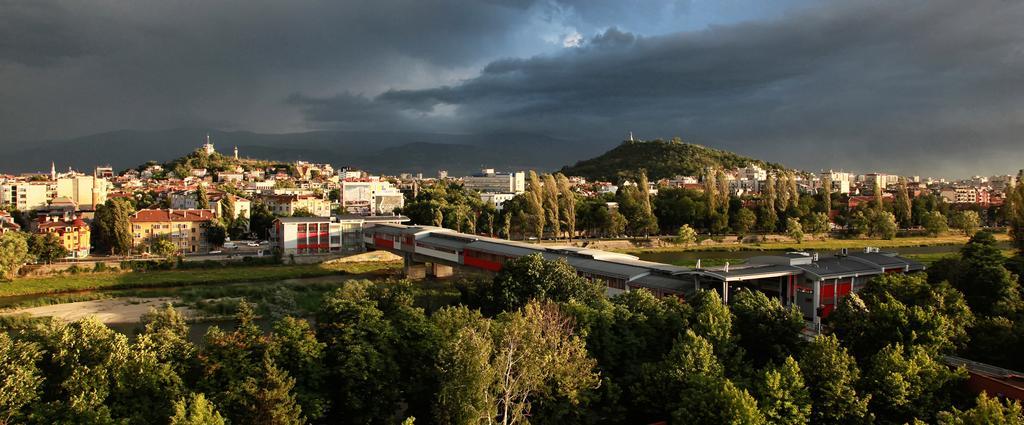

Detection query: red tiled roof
xmin=130 ymin=209 xmax=215 ymax=223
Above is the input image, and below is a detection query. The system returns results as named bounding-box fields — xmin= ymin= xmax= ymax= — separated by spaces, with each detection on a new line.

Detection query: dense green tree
xmin=950 ymin=210 xmax=981 ymax=236
xmin=170 ymin=393 xmax=227 ymax=425
xmin=433 ymin=307 xmax=495 ymax=425
xmin=206 ymin=222 xmax=227 ymax=247
xmin=434 ymin=302 xmax=599 ymax=425
xmin=563 ymin=290 xmax=692 ymax=422
xmin=196 ymin=185 xmax=211 ymax=210
xmin=756 ymin=357 xmax=811 ymax=425
xmin=31 ymin=318 xmax=132 ymax=423
xmin=732 ymin=207 xmax=757 ymax=237
xmin=829 ymin=273 xmax=973 ymax=360
xmin=235 ymin=354 xmax=305 ymax=425
xmin=478 ymin=253 xmax=603 ymax=314
xmin=863 ymin=344 xmax=966 ymax=424
xmin=937 ymin=392 xmax=1024 ymax=424
xmin=1009 ymin=176 xmax=1024 ymax=255
xmin=138 ymin=304 xmax=196 ymax=376
xmin=953 ymin=232 xmax=1022 ymax=316
xmin=27 ymin=233 xmax=68 ymax=263
xmin=0 ymin=333 xmax=42 ymax=425
xmin=677 ymin=224 xmax=697 ymax=246
xmin=93 ymin=198 xmax=135 ymax=255
xmin=268 ymin=317 xmax=328 ymax=421
xmin=731 ymin=289 xmax=805 ymax=367
xmin=0 ymin=231 xmax=30 ymax=280
xmin=894 ymin=177 xmax=912 ymax=228
xmin=150 ymin=236 xmax=181 ymax=259
xmin=802 ymin=212 xmax=831 ymax=238
xmin=690 ymin=290 xmax=744 ymax=374
xmin=800 ymin=334 xmax=871 ymax=424
xmin=198 ymin=301 xmax=268 ymax=422
xmin=869 ymin=210 xmax=898 ymax=239
xmin=786 ymin=217 xmax=804 ymax=243
xmin=316 ymin=282 xmax=402 ymax=423
xmin=653 ymin=188 xmax=707 ymax=232
xmin=923 ymin=211 xmax=950 ymax=236
xmin=249 ymin=202 xmax=276 ymax=239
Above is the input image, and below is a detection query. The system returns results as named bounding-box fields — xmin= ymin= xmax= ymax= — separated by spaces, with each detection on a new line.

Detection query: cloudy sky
xmin=1 ymin=0 xmax=1022 ymax=177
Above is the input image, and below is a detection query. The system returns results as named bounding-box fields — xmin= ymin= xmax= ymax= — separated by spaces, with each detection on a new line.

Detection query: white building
xmin=1 ymin=181 xmax=53 ymax=211
xmin=270 ymin=214 xmax=409 ymax=255
xmin=480 ymin=192 xmax=517 ymax=210
xmin=463 ymin=169 xmax=526 ymax=194
xmin=55 ymin=175 xmax=109 ymax=209
xmin=340 ymin=178 xmax=405 ymax=215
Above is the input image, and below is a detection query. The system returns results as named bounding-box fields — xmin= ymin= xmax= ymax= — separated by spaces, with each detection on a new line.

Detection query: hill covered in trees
xmin=560 ymin=138 xmax=788 ymax=181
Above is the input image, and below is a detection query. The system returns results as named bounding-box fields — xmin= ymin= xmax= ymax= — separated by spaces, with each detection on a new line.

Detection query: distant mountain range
xmin=0 ymin=128 xmax=615 ymax=176
xmin=560 ymin=139 xmax=790 ymax=181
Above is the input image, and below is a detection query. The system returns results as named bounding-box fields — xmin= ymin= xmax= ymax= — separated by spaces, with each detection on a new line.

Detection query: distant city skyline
xmin=2 ymin=0 xmax=1022 ymax=176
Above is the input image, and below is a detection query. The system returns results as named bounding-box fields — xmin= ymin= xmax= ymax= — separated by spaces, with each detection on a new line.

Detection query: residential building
xmin=1 ymin=181 xmax=53 ymax=211
xmin=260 ymin=194 xmax=332 ymax=217
xmin=130 ymin=209 xmax=216 ymax=254
xmin=821 ymin=171 xmax=853 ymax=194
xmin=463 ymin=169 xmax=526 ymax=194
xmin=169 ymin=190 xmax=251 ymax=221
xmin=270 ymin=214 xmax=409 ymax=255
xmin=480 ymin=192 xmax=517 ymax=210
xmin=35 ymin=215 xmax=91 ymax=258
xmin=340 ymin=178 xmax=404 ymax=215
xmin=55 ymin=175 xmax=109 ymax=209
xmin=0 ymin=211 xmax=20 ymax=234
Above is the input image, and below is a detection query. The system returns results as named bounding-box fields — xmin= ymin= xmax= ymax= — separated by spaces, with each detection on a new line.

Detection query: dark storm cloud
xmin=0 ymin=0 xmax=588 ymax=142
xmin=298 ymin=0 xmax=1024 ymax=176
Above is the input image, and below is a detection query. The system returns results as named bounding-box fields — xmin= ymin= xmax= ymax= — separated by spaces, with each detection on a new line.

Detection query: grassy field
xmin=624 ymin=233 xmax=1009 ymax=254
xmin=0 ymin=261 xmax=402 ymax=298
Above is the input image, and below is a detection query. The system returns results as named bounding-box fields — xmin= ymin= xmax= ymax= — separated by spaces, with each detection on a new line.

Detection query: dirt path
xmin=3 ymin=297 xmax=194 ymax=324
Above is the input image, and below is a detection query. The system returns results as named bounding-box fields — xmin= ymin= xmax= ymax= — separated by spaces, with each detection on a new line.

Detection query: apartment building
xmin=270 ymin=214 xmax=409 ymax=255
xmin=55 ymin=175 xmax=109 ymax=209
xmin=0 ymin=181 xmax=53 ymax=211
xmin=260 ymin=194 xmax=332 ymax=217
xmin=340 ymin=178 xmax=405 ymax=215
xmin=463 ymin=169 xmax=526 ymax=194
xmin=130 ymin=209 xmax=216 ymax=254
xmin=36 ymin=215 xmax=91 ymax=258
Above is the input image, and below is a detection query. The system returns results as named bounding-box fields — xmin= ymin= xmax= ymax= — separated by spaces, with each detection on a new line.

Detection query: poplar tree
xmin=196 ymin=185 xmax=211 ymax=210
xmin=526 ymin=171 xmax=546 ymax=240
xmin=820 ymin=173 xmax=833 ymax=213
xmin=704 ymin=169 xmax=719 ymax=215
xmin=894 ymin=177 xmax=912 ymax=228
xmin=555 ymin=174 xmax=576 ymax=240
xmin=787 ymin=173 xmax=800 ymax=210
xmin=801 ymin=334 xmax=871 ymax=424
xmin=542 ymin=174 xmax=561 ymax=238
xmin=756 ymin=357 xmax=812 ymax=425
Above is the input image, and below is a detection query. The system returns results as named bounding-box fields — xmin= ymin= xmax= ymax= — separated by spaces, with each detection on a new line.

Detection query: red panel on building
xmin=374 ymin=237 xmax=394 ymax=249
xmin=463 ymin=251 xmax=503 ymax=272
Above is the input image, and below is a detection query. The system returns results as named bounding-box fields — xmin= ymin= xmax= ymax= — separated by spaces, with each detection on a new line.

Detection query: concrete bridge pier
xmin=404 ymin=255 xmax=427 ymax=279
xmin=428 ymin=263 xmax=453 ymax=278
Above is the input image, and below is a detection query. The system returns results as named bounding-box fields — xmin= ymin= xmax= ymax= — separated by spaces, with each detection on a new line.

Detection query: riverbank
xmin=0 ymin=260 xmax=402 ymax=298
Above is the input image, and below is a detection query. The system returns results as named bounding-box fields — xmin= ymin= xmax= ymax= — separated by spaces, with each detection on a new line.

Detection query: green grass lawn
xmin=626 ymin=233 xmax=1008 ymax=254
xmin=0 ymin=261 xmax=402 ymax=298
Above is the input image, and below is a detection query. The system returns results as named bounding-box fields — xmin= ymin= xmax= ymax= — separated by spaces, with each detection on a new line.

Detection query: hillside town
xmin=1 ymin=136 xmax=1018 ymax=263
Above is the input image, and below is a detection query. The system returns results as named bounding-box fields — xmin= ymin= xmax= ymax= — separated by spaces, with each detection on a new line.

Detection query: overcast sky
xmin=1 ymin=0 xmax=1021 ymax=177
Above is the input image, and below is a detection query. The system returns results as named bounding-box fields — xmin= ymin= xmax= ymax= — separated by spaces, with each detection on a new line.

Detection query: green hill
xmin=559 ymin=138 xmax=788 ymax=181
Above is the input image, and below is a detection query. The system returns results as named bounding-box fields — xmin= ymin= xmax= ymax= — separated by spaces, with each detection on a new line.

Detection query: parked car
xmin=223 ymin=242 xmax=237 ymax=249
xmin=209 ymin=250 xmax=223 ymax=255
xmin=247 ymin=242 xmax=260 ymax=247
